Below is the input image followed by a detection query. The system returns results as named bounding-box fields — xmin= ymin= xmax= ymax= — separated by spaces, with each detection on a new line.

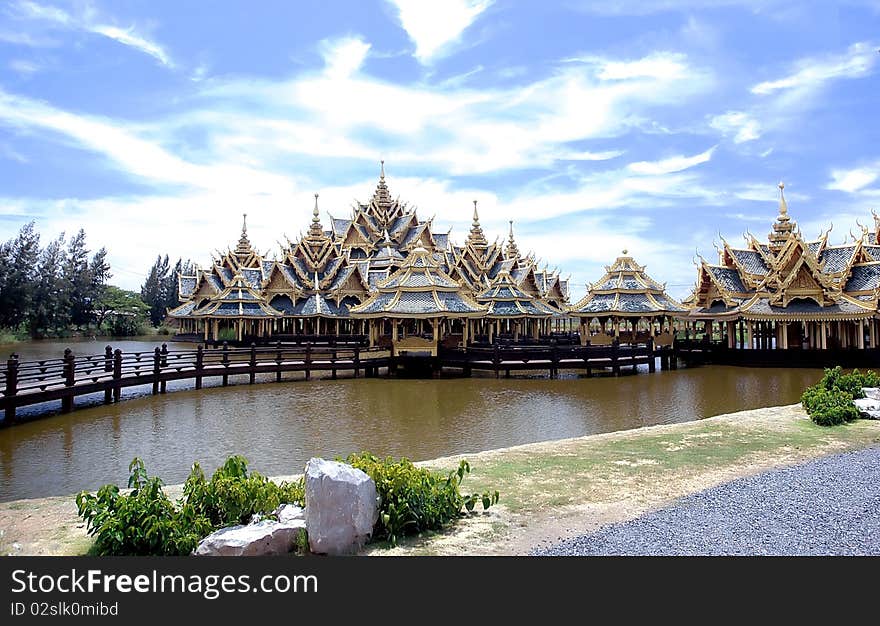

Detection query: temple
xmin=684 ymin=183 xmax=880 ymax=352
xmin=169 ymin=163 xmax=570 ymax=351
xmin=569 ymin=251 xmax=685 ymax=346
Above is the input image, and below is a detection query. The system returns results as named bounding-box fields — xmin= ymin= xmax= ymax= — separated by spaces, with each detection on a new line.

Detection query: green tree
xmin=28 ymin=233 xmax=68 ymax=337
xmin=96 ymin=286 xmax=149 ymax=336
xmin=141 ymin=255 xmax=169 ymax=326
xmin=63 ymin=229 xmax=93 ymax=329
xmin=0 ymin=222 xmax=40 ymax=329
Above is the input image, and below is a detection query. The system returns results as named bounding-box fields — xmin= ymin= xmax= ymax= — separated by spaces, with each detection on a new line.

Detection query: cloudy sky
xmin=0 ymin=0 xmax=877 ymax=299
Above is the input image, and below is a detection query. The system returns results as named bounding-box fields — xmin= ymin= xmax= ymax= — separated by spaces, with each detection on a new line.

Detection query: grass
xmin=425 ymin=409 xmax=880 ymax=515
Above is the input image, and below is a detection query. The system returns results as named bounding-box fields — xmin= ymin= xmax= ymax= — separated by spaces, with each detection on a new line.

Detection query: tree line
xmin=0 ymin=222 xmax=193 ymax=340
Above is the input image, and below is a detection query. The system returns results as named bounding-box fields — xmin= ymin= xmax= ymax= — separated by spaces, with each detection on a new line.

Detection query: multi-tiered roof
xmin=170 ymin=163 xmax=569 ymax=324
xmin=688 ymin=183 xmax=880 ymax=322
xmin=568 ymin=252 xmax=685 ymax=318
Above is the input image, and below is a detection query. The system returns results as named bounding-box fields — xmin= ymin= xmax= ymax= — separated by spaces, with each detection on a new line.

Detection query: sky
xmin=0 ymin=0 xmax=878 ymax=300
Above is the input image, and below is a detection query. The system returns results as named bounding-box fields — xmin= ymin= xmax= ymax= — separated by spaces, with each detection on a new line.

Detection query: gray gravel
xmin=533 ymin=446 xmax=880 ymax=556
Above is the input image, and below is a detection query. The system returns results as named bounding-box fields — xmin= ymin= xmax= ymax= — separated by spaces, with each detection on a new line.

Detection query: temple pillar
xmin=432 ymin=318 xmax=440 ymax=343
xmin=858 ymin=319 xmax=865 ymax=349
xmin=580 ymin=319 xmax=588 ymax=346
xmin=203 ymin=320 xmax=209 ymax=341
xmin=727 ymin=321 xmax=735 ymax=349
xmin=514 ymin=321 xmax=520 ymax=341
xmin=532 ymin=319 xmax=539 ymax=340
xmin=821 ymin=321 xmax=828 ymax=349
xmin=488 ymin=322 xmax=494 ymax=343
xmin=614 ymin=317 xmax=620 ymax=338
xmin=463 ymin=319 xmax=469 ymax=346
xmin=871 ymin=319 xmax=877 ymax=349
xmin=745 ymin=320 xmax=753 ymax=349
xmin=392 ymin=321 xmax=398 ymax=342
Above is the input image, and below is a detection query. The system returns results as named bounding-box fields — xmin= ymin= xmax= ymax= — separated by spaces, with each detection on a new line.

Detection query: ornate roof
xmin=190 ymin=273 xmax=282 ymax=318
xmin=475 ymin=269 xmax=559 ymax=318
xmin=689 ymin=183 xmax=879 ymax=319
xmin=569 ymin=252 xmax=686 ymax=317
xmin=350 ymin=246 xmax=487 ymax=318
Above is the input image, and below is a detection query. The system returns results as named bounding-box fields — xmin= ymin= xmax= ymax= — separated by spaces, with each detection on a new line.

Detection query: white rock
xmin=194 ymin=519 xmax=306 ymax=556
xmin=854 ymin=397 xmax=880 ymax=420
xmin=304 ymin=458 xmax=379 ymax=555
xmin=275 ymin=503 xmax=305 ymax=523
xmin=862 ymin=387 xmax=880 ymax=401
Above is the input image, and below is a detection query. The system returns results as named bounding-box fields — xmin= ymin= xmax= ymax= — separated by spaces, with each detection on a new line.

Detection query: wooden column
xmin=858 ymin=319 xmax=865 ymax=349
xmin=462 ymin=319 xmax=469 ymax=346
xmin=488 ymin=321 xmax=494 ymax=343
xmin=392 ymin=320 xmax=398 ymax=342
xmin=432 ymin=318 xmax=439 ymax=342
xmin=745 ymin=320 xmax=753 ymax=349
xmin=820 ymin=321 xmax=827 ymax=349
xmin=871 ymin=319 xmax=877 ymax=349
xmin=727 ymin=321 xmax=735 ymax=349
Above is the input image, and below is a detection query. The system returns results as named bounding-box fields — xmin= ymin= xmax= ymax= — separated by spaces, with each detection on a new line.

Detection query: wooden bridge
xmin=0 ymin=343 xmax=392 ymax=424
xmin=0 ymin=339 xmax=671 ymax=424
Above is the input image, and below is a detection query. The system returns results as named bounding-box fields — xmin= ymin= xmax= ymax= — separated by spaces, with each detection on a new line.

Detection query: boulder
xmin=862 ymin=387 xmax=880 ymax=401
xmin=194 ymin=519 xmax=306 ymax=556
xmin=304 ymin=458 xmax=379 ymax=555
xmin=853 ymin=397 xmax=880 ymax=420
xmin=275 ymin=503 xmax=305 ymax=523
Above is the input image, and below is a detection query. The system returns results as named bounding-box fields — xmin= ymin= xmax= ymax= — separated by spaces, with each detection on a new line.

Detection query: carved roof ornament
xmin=505 ymin=220 xmax=520 ymax=259
xmin=307 ymin=193 xmax=325 ymax=240
xmin=768 ymin=181 xmax=796 ymax=253
xmin=235 ymin=213 xmax=253 ymax=256
xmin=466 ymin=200 xmax=489 ymax=249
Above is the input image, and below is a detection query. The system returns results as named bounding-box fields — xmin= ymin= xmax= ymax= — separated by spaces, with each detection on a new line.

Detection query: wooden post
xmin=493 ymin=343 xmax=500 ymax=378
xmin=4 ymin=355 xmax=19 ymax=422
xmin=648 ymin=337 xmax=655 ymax=373
xmin=222 ymin=341 xmax=229 ymax=386
xmin=612 ymin=340 xmax=620 ymax=376
xmin=305 ymin=344 xmax=312 ymax=381
xmin=275 ymin=340 xmax=282 ymax=383
xmin=249 ymin=342 xmax=257 ymax=384
xmin=152 ymin=347 xmax=161 ymax=395
xmin=61 ymin=349 xmax=75 ymax=413
xmin=195 ymin=345 xmax=204 ymax=390
xmin=103 ymin=345 xmax=113 ymax=404
xmin=113 ymin=349 xmax=122 ymax=402
xmin=354 ymin=346 xmax=360 ymax=378
xmin=858 ymin=319 xmax=865 ymax=350
xmin=331 ymin=347 xmax=337 ymax=380
xmin=160 ymin=343 xmax=168 ymax=393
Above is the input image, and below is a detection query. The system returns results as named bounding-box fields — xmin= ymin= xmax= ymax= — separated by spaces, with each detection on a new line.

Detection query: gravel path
xmin=534 ymin=446 xmax=880 ymax=556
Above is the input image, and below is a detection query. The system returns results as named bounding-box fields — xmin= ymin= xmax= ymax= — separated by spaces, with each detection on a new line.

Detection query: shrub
xmin=182 ymin=455 xmax=304 ymax=527
xmin=76 ymin=456 xmax=304 ymax=556
xmin=801 ymin=366 xmax=879 ymax=426
xmin=75 ymin=458 xmax=212 ymax=556
xmin=345 ymin=453 xmax=499 ymax=545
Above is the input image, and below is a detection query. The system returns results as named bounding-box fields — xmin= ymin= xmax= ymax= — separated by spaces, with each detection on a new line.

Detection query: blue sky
xmin=0 ymin=0 xmax=878 ymax=299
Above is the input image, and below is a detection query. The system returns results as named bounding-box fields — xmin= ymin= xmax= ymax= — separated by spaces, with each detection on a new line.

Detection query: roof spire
xmin=380 ymin=159 xmax=385 ymax=180
xmin=468 ymin=200 xmax=488 ymax=248
xmin=235 ymin=212 xmax=254 ymax=257
xmin=306 ymin=193 xmax=326 ymax=241
xmin=769 ymin=181 xmax=795 ymax=252
xmin=506 ymin=220 xmax=520 ymax=258
xmin=778 ymin=181 xmax=788 ymax=218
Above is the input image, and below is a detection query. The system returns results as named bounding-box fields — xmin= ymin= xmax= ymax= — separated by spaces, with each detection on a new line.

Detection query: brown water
xmin=0 ymin=339 xmax=822 ymax=502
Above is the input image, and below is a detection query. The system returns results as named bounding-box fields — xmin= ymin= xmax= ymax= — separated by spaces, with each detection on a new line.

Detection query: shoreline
xmin=2 ymin=403 xmax=879 ymax=556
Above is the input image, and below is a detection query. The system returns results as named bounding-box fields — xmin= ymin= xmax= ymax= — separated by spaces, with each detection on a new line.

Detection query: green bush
xmin=345 ymin=453 xmax=499 ymax=545
xmin=801 ymin=366 xmax=878 ymax=426
xmin=75 ymin=458 xmax=212 ymax=556
xmin=182 ymin=455 xmax=304 ymax=527
xmin=76 ymin=456 xmax=304 ymax=556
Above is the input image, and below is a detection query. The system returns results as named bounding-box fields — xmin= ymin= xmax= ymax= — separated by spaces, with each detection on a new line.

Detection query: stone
xmin=304 ymin=458 xmax=379 ymax=555
xmin=861 ymin=387 xmax=880 ymax=401
xmin=275 ymin=503 xmax=305 ymax=523
xmin=853 ymin=397 xmax=880 ymax=420
xmin=194 ymin=519 xmax=306 ymax=556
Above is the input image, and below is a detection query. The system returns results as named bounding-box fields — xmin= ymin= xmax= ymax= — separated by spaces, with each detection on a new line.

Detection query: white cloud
xmin=386 ymin=0 xmax=493 ymax=64
xmin=751 ymin=41 xmax=877 ymax=95
xmin=8 ymin=58 xmax=42 ymax=76
xmin=11 ymin=0 xmax=174 ymax=68
xmin=319 ymin=36 xmax=371 ymax=77
xmin=709 ymin=111 xmax=761 ymax=143
xmin=627 ymin=146 xmax=716 ymax=175
xmin=827 ymin=164 xmax=879 ymax=193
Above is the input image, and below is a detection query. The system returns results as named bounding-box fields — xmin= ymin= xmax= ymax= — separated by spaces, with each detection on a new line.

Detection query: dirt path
xmin=2 ymin=404 xmax=879 ymax=556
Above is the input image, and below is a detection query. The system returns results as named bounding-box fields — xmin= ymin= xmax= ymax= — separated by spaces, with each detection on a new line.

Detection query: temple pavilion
xmin=567 ymin=252 xmax=685 ymax=345
xmin=685 ymin=183 xmax=880 ymax=350
xmin=168 ymin=163 xmax=570 ymax=351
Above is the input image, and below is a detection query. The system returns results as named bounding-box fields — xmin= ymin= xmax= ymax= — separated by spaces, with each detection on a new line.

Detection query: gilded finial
xmin=778 ymin=181 xmax=788 ymax=216
xmin=312 ymin=194 xmax=320 ymax=222
xmin=380 ymin=159 xmax=385 ymax=179
xmin=242 ymin=213 xmax=248 ymax=235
